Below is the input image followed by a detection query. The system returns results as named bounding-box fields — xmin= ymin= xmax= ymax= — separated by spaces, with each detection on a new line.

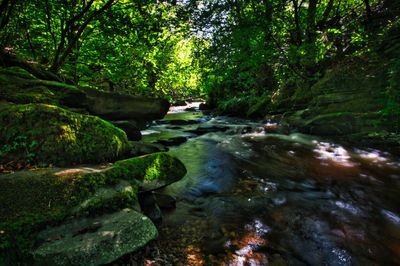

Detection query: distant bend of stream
xmin=140 ymin=103 xmax=400 ymax=266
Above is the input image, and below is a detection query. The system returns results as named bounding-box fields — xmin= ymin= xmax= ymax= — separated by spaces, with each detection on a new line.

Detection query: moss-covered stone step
xmin=0 ymin=152 xmax=186 ymax=263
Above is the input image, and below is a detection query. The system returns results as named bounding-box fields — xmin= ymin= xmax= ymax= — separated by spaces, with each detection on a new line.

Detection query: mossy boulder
xmin=0 ymin=166 xmax=133 ymax=261
xmin=0 ymin=103 xmax=130 ymax=166
xmin=81 ymin=87 xmax=170 ymax=124
xmin=0 ymin=67 xmax=170 ymax=127
xmin=0 ymin=152 xmax=186 ymax=264
xmin=107 ymin=152 xmax=187 ymax=192
xmin=0 ymin=67 xmax=86 ymax=108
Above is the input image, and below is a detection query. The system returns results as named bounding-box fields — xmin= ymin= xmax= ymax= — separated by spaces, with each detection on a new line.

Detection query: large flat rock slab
xmin=32 ymin=209 xmax=157 ymax=266
xmin=81 ymin=87 xmax=170 ymax=122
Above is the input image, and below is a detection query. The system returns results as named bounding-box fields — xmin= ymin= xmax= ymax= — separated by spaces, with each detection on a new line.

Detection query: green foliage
xmin=0 ymin=1 xmax=205 ymax=101
xmin=382 ymin=58 xmax=400 ymax=131
xmin=0 ymin=0 xmax=394 ymax=108
xmin=217 ymin=94 xmax=270 ymax=118
xmin=0 ymin=136 xmax=38 ymax=163
xmin=188 ymin=0 xmax=379 ymax=110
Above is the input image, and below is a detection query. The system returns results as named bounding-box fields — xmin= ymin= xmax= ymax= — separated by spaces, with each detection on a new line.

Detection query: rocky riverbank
xmin=0 ymin=66 xmax=185 ymax=265
xmin=204 ymin=23 xmax=400 ymax=149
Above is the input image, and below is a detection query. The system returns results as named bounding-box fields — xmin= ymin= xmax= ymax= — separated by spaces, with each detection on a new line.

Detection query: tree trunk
xmin=363 ymin=0 xmax=372 ymax=20
xmin=292 ymin=0 xmax=302 ymax=46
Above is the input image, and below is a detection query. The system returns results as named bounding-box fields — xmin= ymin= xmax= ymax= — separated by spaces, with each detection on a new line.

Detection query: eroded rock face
xmin=301 ymin=112 xmax=358 ymax=136
xmin=32 ymin=209 xmax=157 ymax=266
xmin=278 ymin=57 xmax=393 ymax=137
xmin=0 ymin=103 xmax=130 ymax=166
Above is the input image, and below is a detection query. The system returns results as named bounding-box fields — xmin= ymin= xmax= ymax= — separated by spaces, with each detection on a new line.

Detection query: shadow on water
xmin=142 ymin=105 xmax=400 ymax=265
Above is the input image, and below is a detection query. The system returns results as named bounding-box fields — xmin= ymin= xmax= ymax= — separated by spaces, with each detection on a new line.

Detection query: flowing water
xmin=141 ymin=103 xmax=400 ymax=266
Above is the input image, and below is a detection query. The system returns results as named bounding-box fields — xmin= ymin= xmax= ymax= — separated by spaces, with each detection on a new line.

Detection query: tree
xmin=49 ymin=0 xmax=116 ymax=72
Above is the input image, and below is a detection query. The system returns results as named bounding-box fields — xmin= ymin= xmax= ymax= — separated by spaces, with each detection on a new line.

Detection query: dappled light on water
xmin=313 ymin=141 xmax=355 ymax=168
xmin=222 ymin=219 xmax=270 ymax=266
xmin=139 ymin=110 xmax=400 ymax=265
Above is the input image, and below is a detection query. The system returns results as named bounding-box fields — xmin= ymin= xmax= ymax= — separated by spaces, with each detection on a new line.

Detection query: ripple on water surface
xmin=142 ymin=110 xmax=400 ymax=265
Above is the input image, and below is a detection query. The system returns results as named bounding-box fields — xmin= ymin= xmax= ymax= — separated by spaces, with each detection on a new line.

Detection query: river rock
xmin=138 ymin=192 xmax=162 ymax=224
xmin=0 ymin=103 xmax=130 ymax=166
xmin=80 ymin=87 xmax=170 ymax=123
xmin=154 ymin=193 xmax=176 ymax=209
xmin=0 ymin=67 xmax=170 ymax=126
xmin=0 ymin=67 xmax=86 ymax=108
xmin=173 ymin=100 xmax=187 ymax=106
xmin=199 ymin=102 xmax=212 ymax=110
xmin=32 ymin=209 xmax=157 ymax=266
xmin=109 ymin=152 xmax=187 ymax=192
xmin=185 ymin=107 xmax=197 ymax=112
xmin=0 ymin=152 xmax=186 ymax=263
xmin=161 ymin=119 xmax=201 ymax=125
xmin=156 ymin=136 xmax=188 ymax=146
xmin=111 ymin=120 xmax=142 ymax=141
xmin=129 ymin=141 xmax=168 ymax=157
xmin=185 ymin=125 xmax=229 ymax=135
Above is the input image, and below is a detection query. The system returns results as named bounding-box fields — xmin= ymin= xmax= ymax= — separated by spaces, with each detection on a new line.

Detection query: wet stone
xmin=32 ymin=209 xmax=157 ymax=266
xmin=139 ymin=191 xmax=162 ymax=224
xmin=154 ymin=193 xmax=176 ymax=209
xmin=156 ymin=136 xmax=188 ymax=147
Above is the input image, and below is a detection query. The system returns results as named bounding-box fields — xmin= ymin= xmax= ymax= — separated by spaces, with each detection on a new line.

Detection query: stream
xmin=139 ymin=103 xmax=400 ymax=266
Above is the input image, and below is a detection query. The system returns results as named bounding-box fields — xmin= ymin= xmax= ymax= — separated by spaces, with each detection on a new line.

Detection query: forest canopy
xmin=0 ymin=0 xmax=397 ymax=103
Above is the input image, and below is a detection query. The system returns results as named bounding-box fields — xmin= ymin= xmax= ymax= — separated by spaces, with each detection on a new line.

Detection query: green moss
xmin=0 ymin=169 xmax=95 ymax=256
xmin=82 ymin=187 xmax=139 ymax=215
xmin=0 ymin=152 xmax=186 ymax=261
xmin=0 ymin=166 xmax=138 ymax=261
xmin=108 ymin=152 xmax=187 ymax=184
xmin=0 ymin=67 xmax=37 ymax=80
xmin=0 ymin=67 xmax=85 ymax=107
xmin=217 ymin=95 xmax=270 ymax=118
xmin=0 ymin=103 xmax=130 ymax=166
xmin=40 ymin=80 xmax=82 ymax=93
